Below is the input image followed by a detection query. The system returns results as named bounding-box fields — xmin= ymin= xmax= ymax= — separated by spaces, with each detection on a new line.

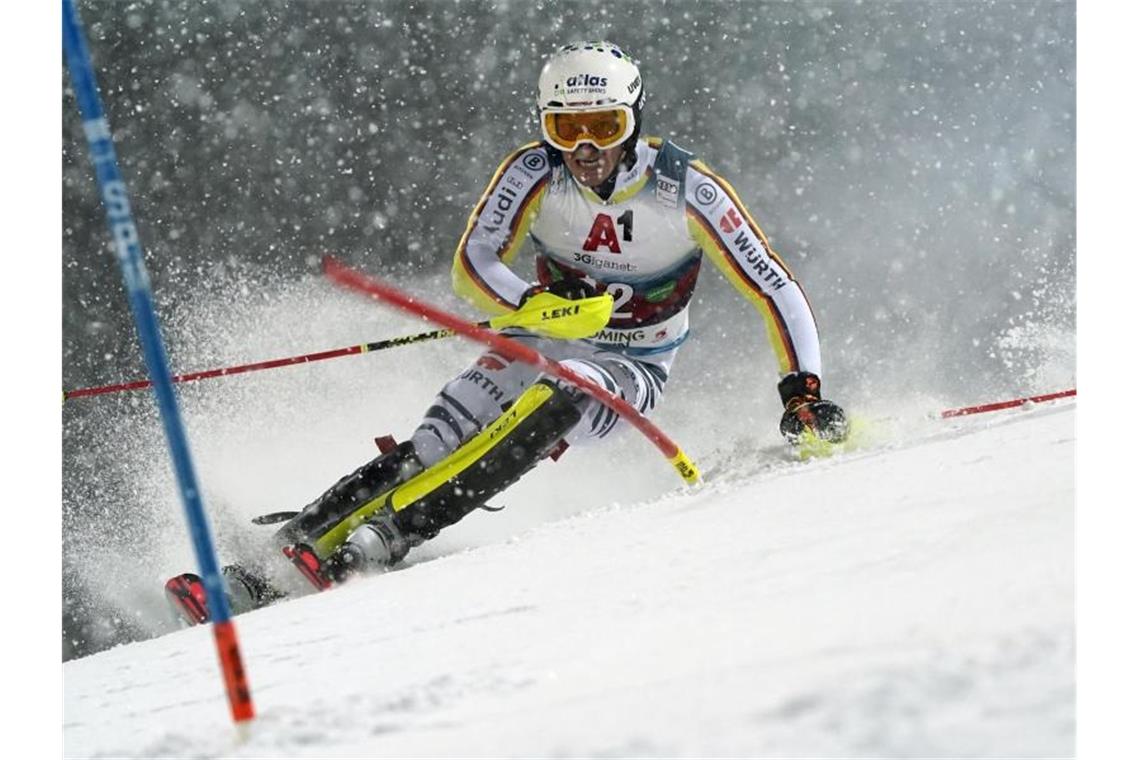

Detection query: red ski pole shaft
xmin=63 ymin=327 xmax=461 ymax=401
xmin=321 ymin=256 xmax=700 ymax=484
xmin=940 ymin=388 xmax=1076 ymax=418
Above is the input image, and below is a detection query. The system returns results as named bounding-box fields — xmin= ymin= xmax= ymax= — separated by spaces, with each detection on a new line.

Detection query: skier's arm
xmin=685 ymin=161 xmax=847 ymax=443
xmin=451 ymin=143 xmax=551 ymax=314
xmin=684 ymin=161 xmax=822 ymax=378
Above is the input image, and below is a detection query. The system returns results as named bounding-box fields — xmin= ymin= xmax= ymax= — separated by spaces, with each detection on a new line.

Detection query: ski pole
xmin=64 ymin=290 xmax=613 ymax=401
xmin=63 ymin=0 xmax=254 ymax=725
xmin=64 ymin=327 xmax=458 ymax=401
xmin=322 ymin=255 xmax=701 ymax=485
xmin=940 ymin=388 xmax=1076 ymax=419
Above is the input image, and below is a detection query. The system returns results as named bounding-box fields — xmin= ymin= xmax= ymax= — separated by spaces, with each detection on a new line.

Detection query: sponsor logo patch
xmin=460 ymin=369 xmax=506 ymax=402
xmin=732 ymin=230 xmax=787 ymax=291
xmin=487 ymin=407 xmax=518 ymax=441
xmin=719 ymin=207 xmax=743 ymax=234
xmin=541 ymin=304 xmax=581 ymax=321
xmin=645 ymin=281 xmax=677 ymax=303
xmin=566 ymin=74 xmax=608 ymax=88
xmin=571 ymin=252 xmax=637 ymax=272
xmin=583 ymin=213 xmax=622 ymax=254
xmin=695 ymin=182 xmax=719 ymax=207
xmin=591 ymin=327 xmax=647 ymax=346
xmin=522 ymin=152 xmax=548 ymax=172
xmin=656 ymin=176 xmax=679 ymax=208
xmin=482 ymin=186 xmax=519 ymax=233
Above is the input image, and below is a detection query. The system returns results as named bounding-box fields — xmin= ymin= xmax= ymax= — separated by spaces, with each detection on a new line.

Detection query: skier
xmin=166 ymin=40 xmax=848 ymax=623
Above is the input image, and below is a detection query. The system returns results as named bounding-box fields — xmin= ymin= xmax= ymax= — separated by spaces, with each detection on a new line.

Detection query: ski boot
xmin=324 ymin=379 xmax=584 ymax=577
xmin=279 ymin=510 xmax=421 ymax=591
xmin=275 ymin=440 xmax=426 ymax=590
xmin=280 ymin=379 xmax=583 ymax=586
xmin=274 ymin=440 xmax=424 ymax=550
xmin=282 ymin=508 xmax=426 ymax=592
xmin=296 ymin=495 xmax=461 ymax=583
xmin=334 ymin=508 xmax=421 ymax=574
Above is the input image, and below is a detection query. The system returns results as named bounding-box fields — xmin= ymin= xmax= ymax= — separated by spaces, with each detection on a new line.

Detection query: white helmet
xmin=536 ymin=41 xmax=645 ymax=151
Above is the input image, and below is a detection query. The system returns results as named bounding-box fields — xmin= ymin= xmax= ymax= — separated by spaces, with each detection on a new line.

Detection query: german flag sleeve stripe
xmin=685 ymin=162 xmax=821 ymax=377
xmin=452 ymin=143 xmax=552 ymax=314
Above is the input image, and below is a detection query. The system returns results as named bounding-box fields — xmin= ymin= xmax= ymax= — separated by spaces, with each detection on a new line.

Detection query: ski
xmin=282 ymin=544 xmax=333 ymax=591
xmin=164 ymin=563 xmax=291 ymax=627
xmin=164 ymin=573 xmax=210 ymax=626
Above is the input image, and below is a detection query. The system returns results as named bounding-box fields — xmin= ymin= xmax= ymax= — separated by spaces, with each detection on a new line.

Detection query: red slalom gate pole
xmin=940 ymin=388 xmax=1076 ymax=419
xmin=321 ymin=256 xmax=701 ymax=484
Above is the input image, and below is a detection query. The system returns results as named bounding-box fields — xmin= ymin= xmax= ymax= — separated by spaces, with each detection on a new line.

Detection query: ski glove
xmin=777 ymin=371 xmax=849 ymax=444
xmin=518 ymin=277 xmax=596 ymax=307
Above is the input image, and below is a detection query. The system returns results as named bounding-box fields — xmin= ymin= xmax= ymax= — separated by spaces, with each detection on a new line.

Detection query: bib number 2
xmin=606 ymin=282 xmax=634 ymax=319
xmin=578 ymin=274 xmax=634 ymax=319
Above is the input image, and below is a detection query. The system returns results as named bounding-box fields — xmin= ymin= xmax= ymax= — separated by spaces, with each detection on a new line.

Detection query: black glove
xmin=777 ymin=371 xmax=849 ymax=443
xmin=518 ymin=277 xmax=595 ymax=307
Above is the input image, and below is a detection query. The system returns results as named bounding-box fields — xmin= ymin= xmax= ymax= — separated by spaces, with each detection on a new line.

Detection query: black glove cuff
xmin=517 ymin=284 xmax=544 ymax=308
xmin=778 ymin=371 xmax=822 ymax=407
xmin=518 ymin=277 xmax=595 ymax=308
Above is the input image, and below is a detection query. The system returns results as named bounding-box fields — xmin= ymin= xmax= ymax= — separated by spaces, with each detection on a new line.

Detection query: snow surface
xmin=63 ymin=400 xmax=1074 ymax=758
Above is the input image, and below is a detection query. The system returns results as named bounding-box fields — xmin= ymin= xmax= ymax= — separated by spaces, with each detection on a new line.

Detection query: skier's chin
xmin=573 ymin=167 xmax=610 ymax=187
xmin=566 ymin=148 xmax=620 ymax=188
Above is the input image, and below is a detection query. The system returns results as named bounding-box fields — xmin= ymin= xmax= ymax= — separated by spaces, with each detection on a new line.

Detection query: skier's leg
xmin=552 ymin=352 xmax=670 ymax=445
xmin=280 ymin=339 xmax=671 ymax=583
xmin=410 ymin=341 xmax=672 ymax=462
xmin=339 ymin=376 xmax=583 ymax=572
xmin=337 ymin=349 xmax=672 ymax=573
xmin=274 ymin=336 xmax=553 ymax=579
xmin=409 ymin=343 xmax=543 ymax=467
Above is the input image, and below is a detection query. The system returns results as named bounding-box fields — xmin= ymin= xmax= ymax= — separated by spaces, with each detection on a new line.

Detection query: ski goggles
xmin=540 ymin=106 xmax=636 ymax=151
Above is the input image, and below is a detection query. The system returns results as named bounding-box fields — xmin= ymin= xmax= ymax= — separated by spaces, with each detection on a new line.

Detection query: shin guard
xmin=311 ymin=379 xmax=582 ymax=558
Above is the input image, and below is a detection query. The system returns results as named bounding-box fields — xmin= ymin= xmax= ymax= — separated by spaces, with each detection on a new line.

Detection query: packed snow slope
xmin=63 ymin=400 xmax=1074 ymax=758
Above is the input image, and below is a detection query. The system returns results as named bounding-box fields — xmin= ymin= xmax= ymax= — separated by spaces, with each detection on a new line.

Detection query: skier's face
xmin=562 ymin=143 xmax=623 ymax=189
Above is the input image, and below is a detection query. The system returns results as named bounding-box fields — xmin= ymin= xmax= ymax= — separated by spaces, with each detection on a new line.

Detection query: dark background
xmin=63 ymin=0 xmax=1075 ymax=659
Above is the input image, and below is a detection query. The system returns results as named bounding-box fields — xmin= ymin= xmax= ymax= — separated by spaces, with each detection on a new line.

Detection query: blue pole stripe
xmin=62 ymin=0 xmax=233 ymax=624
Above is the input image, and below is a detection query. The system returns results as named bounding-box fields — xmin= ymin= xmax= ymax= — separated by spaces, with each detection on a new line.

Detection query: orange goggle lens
xmin=541 ymin=108 xmax=633 ymax=151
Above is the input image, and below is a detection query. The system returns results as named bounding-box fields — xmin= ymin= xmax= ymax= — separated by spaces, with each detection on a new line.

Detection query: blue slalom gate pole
xmin=62 ymin=0 xmax=255 ymax=723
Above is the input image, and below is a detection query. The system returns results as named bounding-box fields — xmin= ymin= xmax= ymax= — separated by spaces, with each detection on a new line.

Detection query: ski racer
xmin=166 ymin=40 xmax=849 ymax=622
